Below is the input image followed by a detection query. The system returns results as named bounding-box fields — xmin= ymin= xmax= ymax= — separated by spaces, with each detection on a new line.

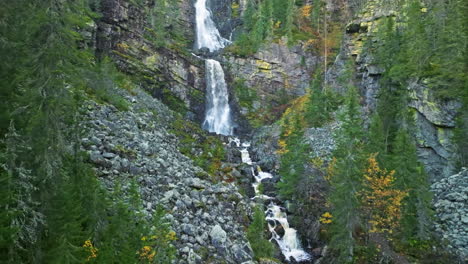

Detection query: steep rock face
xmin=96 ymin=0 xmax=207 ymax=121
xmin=250 ymin=124 xmax=282 ymax=172
xmin=227 ymin=41 xmax=317 ymax=97
xmin=81 ymin=87 xmax=254 ymax=264
xmin=326 ymin=1 xmax=460 ymax=181
xmin=225 ymin=41 xmax=319 ymax=123
xmin=207 ymin=0 xmax=241 ymax=40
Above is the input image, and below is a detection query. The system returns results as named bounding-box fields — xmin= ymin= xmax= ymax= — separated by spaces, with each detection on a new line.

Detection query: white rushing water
xmin=195 ymin=0 xmax=233 ymax=135
xmin=194 ymin=0 xmax=230 ymax=52
xmin=202 ymin=59 xmax=233 ymax=135
xmin=251 ymin=167 xmax=273 ymax=198
xmin=266 ymin=205 xmax=311 ymax=262
xmin=235 ymin=139 xmax=311 ymax=262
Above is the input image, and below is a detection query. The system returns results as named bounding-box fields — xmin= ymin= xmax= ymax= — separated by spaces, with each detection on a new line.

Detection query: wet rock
xmin=89 ymin=151 xmax=103 ymax=163
xmin=226 ymin=41 xmax=318 ymax=123
xmin=273 ymin=223 xmax=285 ymax=238
xmin=261 ymin=179 xmax=277 ymax=197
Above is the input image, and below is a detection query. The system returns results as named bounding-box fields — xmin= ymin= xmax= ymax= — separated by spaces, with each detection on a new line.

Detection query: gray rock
xmin=210 ymin=225 xmax=227 ymax=249
xmin=182 ymin=224 xmax=196 ymax=236
xmin=89 ymin=151 xmax=103 ymax=163
xmin=231 ymin=243 xmax=253 ymax=263
xmin=189 ymin=178 xmax=206 ymax=189
xmin=432 ymin=168 xmax=468 ymax=259
xmin=103 ymin=152 xmax=116 ymax=159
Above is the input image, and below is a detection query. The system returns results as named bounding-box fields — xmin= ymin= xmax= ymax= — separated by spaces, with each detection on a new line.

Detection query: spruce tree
xmin=247 ymin=207 xmax=275 ymax=260
xmin=278 ymin=116 xmax=309 ymax=200
xmin=390 ymin=128 xmax=432 ymax=241
xmin=243 ymin=0 xmax=258 ymax=32
xmin=0 ymin=123 xmax=43 ymax=263
xmin=366 ymin=114 xmax=387 ymax=162
xmin=329 ymin=85 xmax=366 ymax=263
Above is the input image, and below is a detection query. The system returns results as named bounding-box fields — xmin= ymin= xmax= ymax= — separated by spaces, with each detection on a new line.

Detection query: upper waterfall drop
xmin=194 ymin=0 xmax=230 ymax=51
xmin=202 ymin=59 xmax=233 ymax=135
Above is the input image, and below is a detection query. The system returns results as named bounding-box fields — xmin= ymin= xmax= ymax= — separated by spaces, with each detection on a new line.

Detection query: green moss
xmin=233 ymin=78 xmax=258 ymax=109
xmin=189 ymin=88 xmax=205 ymax=104
xmin=257 ymin=183 xmax=264 ymax=194
xmin=114 ymin=145 xmax=137 ymax=159
xmin=162 ymin=88 xmax=188 ymax=115
xmin=169 ymin=115 xmax=226 ymax=180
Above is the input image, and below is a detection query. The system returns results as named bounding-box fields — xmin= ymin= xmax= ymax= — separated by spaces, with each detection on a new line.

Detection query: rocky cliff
xmin=96 ymin=0 xmax=207 ymax=121
xmin=224 ymin=40 xmax=319 ymax=126
xmin=325 ymin=0 xmax=460 ymax=182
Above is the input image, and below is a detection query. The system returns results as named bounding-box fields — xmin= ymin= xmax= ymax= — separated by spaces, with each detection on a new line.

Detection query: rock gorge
xmin=1 ymin=0 xmax=466 ymax=263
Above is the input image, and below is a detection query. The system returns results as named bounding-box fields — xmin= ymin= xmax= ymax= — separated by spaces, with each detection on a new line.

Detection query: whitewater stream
xmin=236 ymin=141 xmax=311 ymax=262
xmin=195 ymin=0 xmax=310 ymax=262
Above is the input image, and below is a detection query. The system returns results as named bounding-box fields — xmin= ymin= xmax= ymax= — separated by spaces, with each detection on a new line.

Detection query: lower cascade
xmin=232 ymin=137 xmax=311 ymax=262
xmin=266 ymin=205 xmax=311 ymax=262
xmin=202 ymin=59 xmax=233 ymax=135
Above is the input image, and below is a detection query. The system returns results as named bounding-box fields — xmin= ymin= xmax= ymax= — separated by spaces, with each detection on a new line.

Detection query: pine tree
xmin=305 ymin=72 xmax=340 ymax=128
xmin=253 ymin=0 xmax=274 ymax=44
xmin=402 ymin=0 xmax=431 ymax=79
xmin=143 ymin=206 xmax=176 ymax=263
xmin=272 ymin=0 xmax=294 ymax=37
xmin=243 ymin=0 xmax=257 ymax=31
xmin=95 ymin=182 xmax=146 ymax=263
xmin=42 ymin=171 xmax=88 ymax=263
xmin=147 ymin=0 xmax=168 ymax=48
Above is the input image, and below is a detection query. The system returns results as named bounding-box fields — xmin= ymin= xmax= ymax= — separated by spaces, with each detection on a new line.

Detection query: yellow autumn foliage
xmin=276 ymin=139 xmax=289 ymax=154
xmin=319 ymin=212 xmax=333 ymax=224
xmin=300 ymin=5 xmax=312 ymax=18
xmin=139 ymin=245 xmax=156 ymax=262
xmin=276 ymin=94 xmax=310 ymax=155
xmin=325 ymin=157 xmax=337 ymax=182
xmin=117 ymin=42 xmax=130 ymax=50
xmin=83 ymin=239 xmax=98 ymax=261
xmin=360 ymin=154 xmax=407 ymax=234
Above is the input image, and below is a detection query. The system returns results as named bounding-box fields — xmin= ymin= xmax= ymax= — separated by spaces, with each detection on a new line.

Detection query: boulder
xmin=210 ymin=225 xmax=228 ymax=251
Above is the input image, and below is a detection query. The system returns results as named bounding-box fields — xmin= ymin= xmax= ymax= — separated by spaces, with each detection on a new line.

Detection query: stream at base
xmin=229 ymin=137 xmax=311 ymax=262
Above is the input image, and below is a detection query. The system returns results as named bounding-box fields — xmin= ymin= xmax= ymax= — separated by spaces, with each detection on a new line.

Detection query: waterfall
xmin=202 ymin=59 xmax=233 ymax=135
xmin=266 ymin=205 xmax=311 ymax=262
xmin=194 ymin=0 xmax=233 ymax=135
xmin=232 ymin=139 xmax=311 ymax=262
xmin=195 ymin=0 xmax=309 ymax=260
xmin=194 ymin=0 xmax=230 ymax=52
